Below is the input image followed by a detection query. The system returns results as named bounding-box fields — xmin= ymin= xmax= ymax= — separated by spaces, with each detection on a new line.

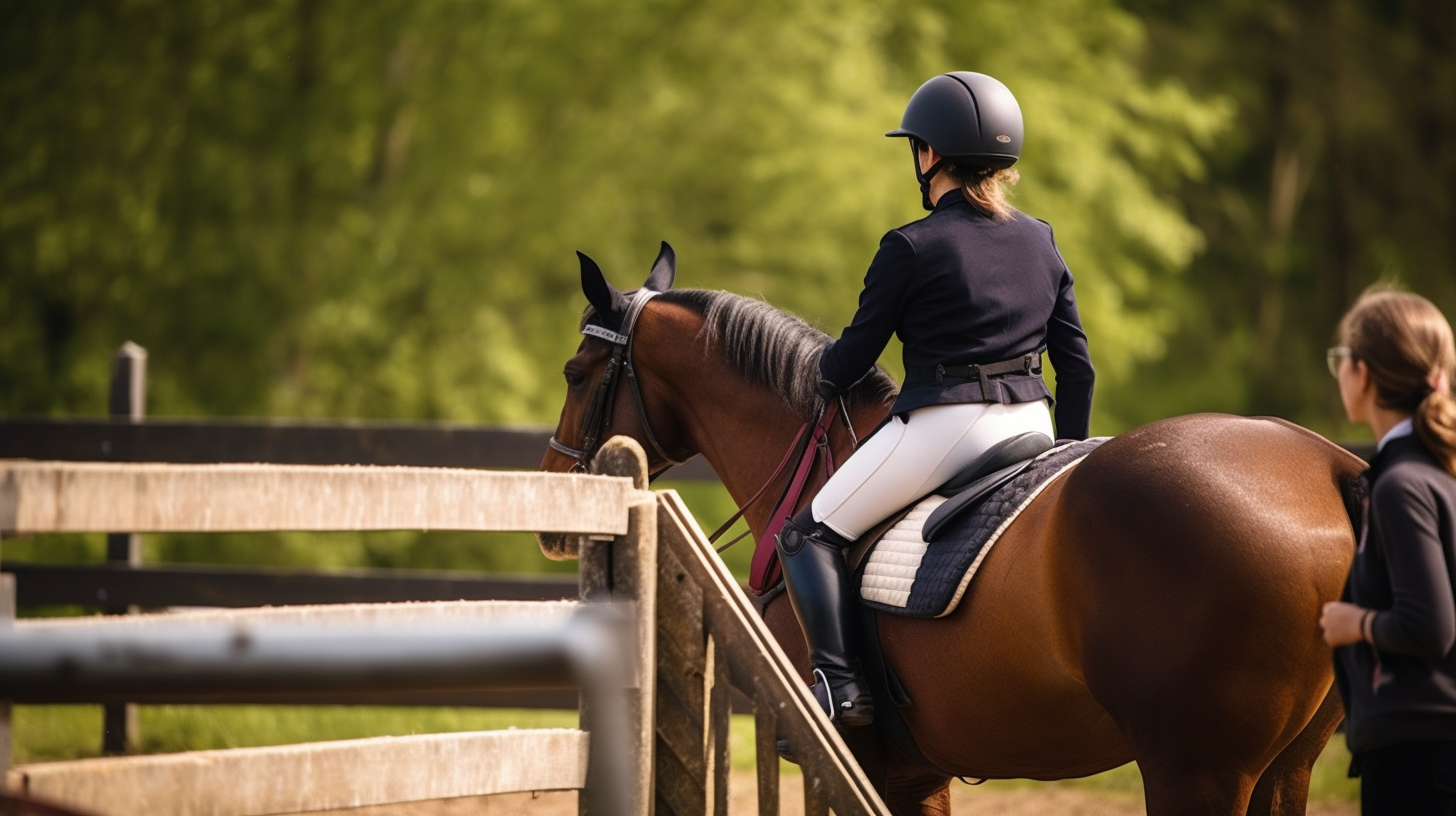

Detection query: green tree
xmin=3 ymin=0 xmax=1225 ymax=437
xmin=1112 ymin=0 xmax=1456 ymax=437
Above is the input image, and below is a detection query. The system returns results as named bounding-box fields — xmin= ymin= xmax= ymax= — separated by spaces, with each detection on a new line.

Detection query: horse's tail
xmin=1255 ymin=415 xmax=1369 ymax=537
xmin=1338 ymin=471 xmax=1369 ymax=550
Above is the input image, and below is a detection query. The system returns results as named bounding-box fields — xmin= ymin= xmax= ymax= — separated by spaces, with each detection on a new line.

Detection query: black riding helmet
xmin=887 ymin=72 xmax=1024 ymax=209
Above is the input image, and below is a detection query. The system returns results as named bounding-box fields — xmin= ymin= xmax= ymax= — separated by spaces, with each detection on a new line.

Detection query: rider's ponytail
xmin=947 ymin=164 xmax=1019 ymax=221
xmin=1341 ymin=286 xmax=1456 ymax=476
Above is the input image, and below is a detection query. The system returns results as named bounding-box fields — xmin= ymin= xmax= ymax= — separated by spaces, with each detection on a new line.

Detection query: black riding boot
xmin=776 ymin=510 xmax=875 ymax=727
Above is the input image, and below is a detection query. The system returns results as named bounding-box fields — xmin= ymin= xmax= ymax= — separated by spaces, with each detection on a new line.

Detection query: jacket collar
xmin=1377 ymin=417 xmax=1414 ymax=452
xmin=1369 ymin=432 xmax=1423 ymax=478
xmin=932 ymin=187 xmax=967 ymax=211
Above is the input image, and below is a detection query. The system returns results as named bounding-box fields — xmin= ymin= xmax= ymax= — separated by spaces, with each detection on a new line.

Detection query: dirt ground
xmin=307 ymin=770 xmax=1360 ymax=815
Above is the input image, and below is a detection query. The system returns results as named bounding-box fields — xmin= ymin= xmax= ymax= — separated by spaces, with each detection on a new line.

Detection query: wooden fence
xmin=0 ymin=437 xmax=892 ymax=816
xmin=0 ymin=449 xmax=655 ymax=816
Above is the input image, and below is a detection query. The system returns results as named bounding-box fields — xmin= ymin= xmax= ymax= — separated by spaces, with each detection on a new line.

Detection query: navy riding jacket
xmin=818 ymin=188 xmax=1095 ymax=440
xmin=1335 ymin=433 xmax=1456 ymax=754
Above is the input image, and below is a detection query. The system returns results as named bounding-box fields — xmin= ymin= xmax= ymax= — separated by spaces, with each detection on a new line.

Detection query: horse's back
xmin=884 ymin=413 xmax=1363 ymax=780
xmin=1058 ymin=413 xmax=1361 ymax=603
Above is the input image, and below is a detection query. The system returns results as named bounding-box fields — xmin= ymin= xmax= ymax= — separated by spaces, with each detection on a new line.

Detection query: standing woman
xmin=776 ymin=72 xmax=1095 ymax=726
xmin=1320 ymin=287 xmax=1456 ymax=814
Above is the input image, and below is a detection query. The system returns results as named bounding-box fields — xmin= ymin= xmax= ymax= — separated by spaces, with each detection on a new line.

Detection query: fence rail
xmin=0 ymin=455 xmax=654 ymax=816
xmin=0 ymin=561 xmax=577 ymax=608
xmin=0 ymin=417 xmax=721 ymax=481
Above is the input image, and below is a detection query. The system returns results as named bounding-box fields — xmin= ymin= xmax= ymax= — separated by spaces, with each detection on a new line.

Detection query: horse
xmin=537 ymin=244 xmax=1365 ymax=816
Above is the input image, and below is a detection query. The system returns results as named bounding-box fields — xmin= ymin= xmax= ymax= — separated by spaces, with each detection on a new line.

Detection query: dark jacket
xmin=1335 ymin=433 xmax=1456 ymax=754
xmin=817 ymin=188 xmax=1095 ymax=439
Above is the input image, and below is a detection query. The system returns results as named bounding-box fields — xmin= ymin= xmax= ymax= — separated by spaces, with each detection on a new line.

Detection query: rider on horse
xmin=776 ymin=71 xmax=1097 ymax=726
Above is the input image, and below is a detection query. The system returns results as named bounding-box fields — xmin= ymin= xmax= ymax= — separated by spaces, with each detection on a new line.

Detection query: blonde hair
xmin=1340 ymin=286 xmax=1456 ymax=476
xmin=946 ymin=164 xmax=1020 ymax=221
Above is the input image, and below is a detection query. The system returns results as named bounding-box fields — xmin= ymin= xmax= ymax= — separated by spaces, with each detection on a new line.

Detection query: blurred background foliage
xmin=2 ymin=0 xmax=1453 ymax=576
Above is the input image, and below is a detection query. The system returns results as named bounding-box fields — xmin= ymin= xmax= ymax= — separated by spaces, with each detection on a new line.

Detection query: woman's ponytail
xmin=1415 ymin=376 xmax=1456 ymax=477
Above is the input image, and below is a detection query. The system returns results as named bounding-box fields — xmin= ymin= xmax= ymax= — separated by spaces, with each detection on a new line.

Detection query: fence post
xmin=1 ymin=571 xmax=13 ymax=776
xmin=103 ymin=341 xmax=146 ymax=756
xmin=581 ymin=437 xmax=655 ymax=816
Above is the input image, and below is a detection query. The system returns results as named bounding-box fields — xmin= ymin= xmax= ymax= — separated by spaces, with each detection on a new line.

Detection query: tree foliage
xmin=1112 ymin=0 xmax=1456 ymax=437
xmin=2 ymin=0 xmax=1222 ymax=437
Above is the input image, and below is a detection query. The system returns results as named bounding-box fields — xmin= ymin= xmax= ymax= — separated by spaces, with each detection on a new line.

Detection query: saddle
xmin=924 ymin=431 xmax=1054 ymax=539
xmin=855 ymin=436 xmax=1106 ymax=617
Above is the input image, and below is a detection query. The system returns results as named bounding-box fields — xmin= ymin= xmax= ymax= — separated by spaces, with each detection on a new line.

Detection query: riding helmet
xmin=886 ymin=72 xmax=1024 ymax=169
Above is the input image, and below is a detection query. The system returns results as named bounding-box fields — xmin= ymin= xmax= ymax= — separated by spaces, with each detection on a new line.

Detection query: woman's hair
xmin=1340 ymin=285 xmax=1456 ymax=475
xmin=945 ymin=164 xmax=1019 ymax=221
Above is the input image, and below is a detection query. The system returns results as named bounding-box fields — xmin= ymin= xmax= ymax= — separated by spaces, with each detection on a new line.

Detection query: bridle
xmin=548 ymin=289 xmax=687 ymax=474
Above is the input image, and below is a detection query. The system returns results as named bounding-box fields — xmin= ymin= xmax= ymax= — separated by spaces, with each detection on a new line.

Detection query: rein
xmin=707 ymin=402 xmax=835 ymax=548
xmin=549 ymin=289 xmax=687 ymax=474
xmin=710 ymin=398 xmax=849 ymax=594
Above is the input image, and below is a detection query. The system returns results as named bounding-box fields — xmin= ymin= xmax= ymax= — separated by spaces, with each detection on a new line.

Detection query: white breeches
xmin=811 ymin=400 xmax=1054 ymax=541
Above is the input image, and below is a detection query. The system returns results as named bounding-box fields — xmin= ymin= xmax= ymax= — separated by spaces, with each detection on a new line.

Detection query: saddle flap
xmin=922 ymin=460 xmax=1035 ymax=542
xmin=935 ymin=431 xmax=1053 ymax=496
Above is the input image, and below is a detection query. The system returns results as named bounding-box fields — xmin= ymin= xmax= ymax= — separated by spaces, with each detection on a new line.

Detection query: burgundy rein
xmin=708 ymin=397 xmax=849 ymax=552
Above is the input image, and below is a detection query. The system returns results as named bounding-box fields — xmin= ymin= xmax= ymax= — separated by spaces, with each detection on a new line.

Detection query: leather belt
xmin=907 ymin=351 xmax=1043 ymax=392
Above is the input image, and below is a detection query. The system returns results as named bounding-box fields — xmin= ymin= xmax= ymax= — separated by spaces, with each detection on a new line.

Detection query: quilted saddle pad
xmin=858 ymin=437 xmax=1107 ymax=617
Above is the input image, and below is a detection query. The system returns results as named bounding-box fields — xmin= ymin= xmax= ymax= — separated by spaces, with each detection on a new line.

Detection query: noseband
xmin=549 ymin=290 xmax=686 ymax=473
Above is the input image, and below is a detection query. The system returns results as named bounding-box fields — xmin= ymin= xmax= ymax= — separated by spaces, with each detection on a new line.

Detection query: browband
xmin=582 ymin=289 xmax=658 ymax=347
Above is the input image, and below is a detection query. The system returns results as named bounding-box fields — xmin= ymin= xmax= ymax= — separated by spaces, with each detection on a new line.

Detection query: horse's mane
xmin=656 ymin=289 xmax=899 ymax=421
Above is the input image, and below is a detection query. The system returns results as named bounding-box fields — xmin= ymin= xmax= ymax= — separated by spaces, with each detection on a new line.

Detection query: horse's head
xmin=537 ymin=242 xmax=690 ymax=558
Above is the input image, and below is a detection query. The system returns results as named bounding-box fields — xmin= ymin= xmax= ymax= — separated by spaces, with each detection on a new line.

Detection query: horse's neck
xmin=638 ymin=301 xmax=886 ymax=538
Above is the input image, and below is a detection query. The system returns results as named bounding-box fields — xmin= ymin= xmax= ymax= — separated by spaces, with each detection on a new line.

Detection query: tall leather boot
xmin=776 ymin=511 xmax=875 ymax=726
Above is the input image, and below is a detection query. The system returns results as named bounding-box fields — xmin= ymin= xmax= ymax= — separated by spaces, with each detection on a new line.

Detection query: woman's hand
xmin=1320 ymin=601 xmax=1370 ymax=647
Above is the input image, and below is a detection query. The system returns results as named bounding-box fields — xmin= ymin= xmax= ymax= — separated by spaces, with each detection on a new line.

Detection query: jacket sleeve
xmin=1043 ymin=234 xmax=1094 ymax=440
xmin=1369 ymin=469 xmax=1456 ymax=660
xmin=818 ymin=231 xmax=916 ymax=390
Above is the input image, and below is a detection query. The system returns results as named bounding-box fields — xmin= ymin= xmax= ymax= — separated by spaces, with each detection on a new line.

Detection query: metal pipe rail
xmin=0 ymin=606 xmax=634 ymax=816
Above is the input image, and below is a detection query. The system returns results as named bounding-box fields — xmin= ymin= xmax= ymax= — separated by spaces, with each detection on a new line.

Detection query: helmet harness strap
xmin=909 ymin=139 xmax=945 ymax=211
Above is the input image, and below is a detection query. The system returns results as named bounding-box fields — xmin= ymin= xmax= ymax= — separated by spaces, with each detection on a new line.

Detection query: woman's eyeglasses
xmin=1326 ymin=347 xmax=1353 ymax=378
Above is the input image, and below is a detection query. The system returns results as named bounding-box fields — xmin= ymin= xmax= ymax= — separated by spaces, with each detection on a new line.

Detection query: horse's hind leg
xmin=1246 ymin=687 xmax=1343 ymax=816
xmin=881 ymin=765 xmax=951 ymax=816
xmin=1137 ymin=760 xmax=1256 ymax=816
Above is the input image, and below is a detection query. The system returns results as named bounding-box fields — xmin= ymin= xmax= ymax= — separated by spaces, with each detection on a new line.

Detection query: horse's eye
xmin=564 ymin=370 xmax=586 ymax=389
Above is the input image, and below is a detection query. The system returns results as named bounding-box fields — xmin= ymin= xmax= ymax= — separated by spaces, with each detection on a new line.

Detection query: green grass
xmin=15 ymin=706 xmax=1357 ymax=805
xmin=970 ymin=738 xmax=1357 ymax=803
xmin=10 ymin=705 xmax=577 ymax=764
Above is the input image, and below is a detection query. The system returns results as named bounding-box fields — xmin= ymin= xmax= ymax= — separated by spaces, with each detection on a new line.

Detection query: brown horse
xmin=538 ymin=245 xmax=1365 ymax=816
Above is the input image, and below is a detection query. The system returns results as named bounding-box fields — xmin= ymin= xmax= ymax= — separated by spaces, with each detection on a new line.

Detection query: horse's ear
xmin=578 ymin=251 xmax=629 ymax=325
xmin=643 ymin=241 xmax=676 ymax=293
